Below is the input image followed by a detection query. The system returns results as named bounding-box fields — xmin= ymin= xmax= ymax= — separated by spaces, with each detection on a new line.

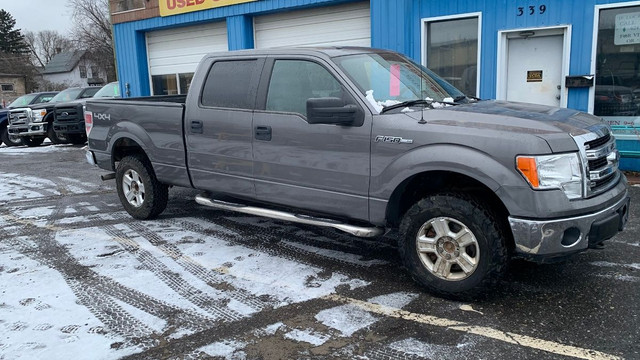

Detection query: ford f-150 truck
xmin=86 ymin=47 xmax=630 ymax=298
xmin=8 ymin=86 xmax=101 ymax=146
xmin=1 ymin=91 xmax=58 ymax=146
xmin=53 ymin=82 xmax=120 ymax=145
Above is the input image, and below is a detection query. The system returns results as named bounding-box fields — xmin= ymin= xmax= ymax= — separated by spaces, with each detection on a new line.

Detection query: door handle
xmin=191 ymin=120 xmax=203 ymax=134
xmin=255 ymin=125 xmax=272 ymax=141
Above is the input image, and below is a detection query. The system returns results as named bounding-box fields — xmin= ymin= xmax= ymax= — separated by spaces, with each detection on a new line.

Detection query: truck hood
xmin=401 ymin=100 xmax=609 ymax=152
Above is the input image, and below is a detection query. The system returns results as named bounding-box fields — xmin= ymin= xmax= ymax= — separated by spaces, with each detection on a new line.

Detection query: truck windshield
xmin=333 ymin=52 xmax=466 ymax=113
xmin=8 ymin=93 xmax=38 ymax=108
xmin=93 ymin=82 xmax=120 ymax=98
xmin=49 ymin=88 xmax=83 ymax=103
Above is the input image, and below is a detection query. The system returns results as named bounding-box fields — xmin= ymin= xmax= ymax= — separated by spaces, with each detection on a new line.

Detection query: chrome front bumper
xmin=509 ymin=191 xmax=630 ymax=257
xmin=7 ymin=122 xmax=47 ymax=137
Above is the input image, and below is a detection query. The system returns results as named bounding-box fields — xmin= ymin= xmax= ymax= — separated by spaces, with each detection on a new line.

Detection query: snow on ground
xmin=0 ymin=246 xmax=137 ymax=360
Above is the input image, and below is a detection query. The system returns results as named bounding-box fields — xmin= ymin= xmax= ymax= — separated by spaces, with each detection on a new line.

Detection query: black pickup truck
xmin=53 ymin=82 xmax=120 ymax=145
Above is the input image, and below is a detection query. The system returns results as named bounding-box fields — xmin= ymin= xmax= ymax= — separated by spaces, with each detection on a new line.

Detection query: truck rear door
xmin=184 ymin=57 xmax=264 ymax=197
xmin=252 ymin=56 xmax=372 ymax=222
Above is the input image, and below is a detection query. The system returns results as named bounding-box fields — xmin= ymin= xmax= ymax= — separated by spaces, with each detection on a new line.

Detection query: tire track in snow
xmin=101 ymin=224 xmax=245 ymax=322
xmin=125 ymin=221 xmax=272 ymax=312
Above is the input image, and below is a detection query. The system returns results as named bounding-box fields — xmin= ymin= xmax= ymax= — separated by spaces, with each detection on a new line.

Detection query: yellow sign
xmin=160 ymin=0 xmax=258 ymax=17
xmin=527 ymin=70 xmax=543 ymax=82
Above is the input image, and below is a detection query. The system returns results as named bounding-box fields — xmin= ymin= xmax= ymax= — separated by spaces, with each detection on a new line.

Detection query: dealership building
xmin=111 ymin=0 xmax=640 ymax=165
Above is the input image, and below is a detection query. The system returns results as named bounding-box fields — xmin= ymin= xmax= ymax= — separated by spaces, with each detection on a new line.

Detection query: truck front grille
xmin=580 ymin=129 xmax=619 ymax=198
xmin=9 ymin=109 xmax=28 ymax=125
xmin=55 ymin=106 xmax=80 ymax=122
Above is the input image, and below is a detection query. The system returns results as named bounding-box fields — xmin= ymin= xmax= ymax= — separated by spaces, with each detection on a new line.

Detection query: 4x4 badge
xmin=375 ymin=135 xmax=413 ymax=144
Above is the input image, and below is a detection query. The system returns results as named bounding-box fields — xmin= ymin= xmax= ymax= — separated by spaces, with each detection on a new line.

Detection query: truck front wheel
xmin=399 ymin=193 xmax=508 ymax=299
xmin=1 ymin=126 xmax=23 ymax=147
xmin=47 ymin=125 xmax=68 ymax=144
xmin=116 ymin=155 xmax=168 ymax=220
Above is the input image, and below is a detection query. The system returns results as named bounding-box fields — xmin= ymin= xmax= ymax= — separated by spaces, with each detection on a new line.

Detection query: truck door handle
xmin=191 ymin=120 xmax=203 ymax=134
xmin=255 ymin=125 xmax=272 ymax=141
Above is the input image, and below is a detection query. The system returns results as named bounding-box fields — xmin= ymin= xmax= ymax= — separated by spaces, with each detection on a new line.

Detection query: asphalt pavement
xmin=0 ymin=142 xmax=638 ymax=359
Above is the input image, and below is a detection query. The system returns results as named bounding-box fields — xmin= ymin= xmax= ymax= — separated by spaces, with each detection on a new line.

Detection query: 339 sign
xmin=517 ymin=5 xmax=546 ymax=16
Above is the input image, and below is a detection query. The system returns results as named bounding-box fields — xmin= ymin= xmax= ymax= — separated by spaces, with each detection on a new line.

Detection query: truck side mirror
xmin=306 ymin=97 xmax=357 ymax=125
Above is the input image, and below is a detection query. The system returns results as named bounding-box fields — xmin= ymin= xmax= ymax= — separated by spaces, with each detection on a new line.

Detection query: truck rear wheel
xmin=116 ymin=155 xmax=168 ymax=220
xmin=399 ymin=193 xmax=508 ymax=299
xmin=1 ymin=126 xmax=23 ymax=147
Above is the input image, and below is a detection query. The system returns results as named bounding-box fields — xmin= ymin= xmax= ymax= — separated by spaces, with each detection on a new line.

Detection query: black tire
xmin=47 ymin=123 xmax=68 ymax=144
xmin=22 ymin=137 xmax=45 ymax=147
xmin=1 ymin=126 xmax=23 ymax=147
xmin=399 ymin=193 xmax=509 ymax=299
xmin=67 ymin=134 xmax=87 ymax=145
xmin=116 ymin=155 xmax=169 ymax=220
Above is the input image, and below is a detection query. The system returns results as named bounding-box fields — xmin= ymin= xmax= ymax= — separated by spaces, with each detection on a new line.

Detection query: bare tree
xmin=24 ymin=30 xmax=75 ymax=67
xmin=68 ymin=0 xmax=116 ymax=82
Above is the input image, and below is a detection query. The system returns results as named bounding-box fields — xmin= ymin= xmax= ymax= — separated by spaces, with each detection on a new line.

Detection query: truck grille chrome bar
xmin=573 ymin=126 xmax=619 ymax=198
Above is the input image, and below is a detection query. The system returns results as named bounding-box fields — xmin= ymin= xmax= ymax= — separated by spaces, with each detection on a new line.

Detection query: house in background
xmin=0 ymin=73 xmax=26 ymax=107
xmin=42 ymin=50 xmax=105 ymax=88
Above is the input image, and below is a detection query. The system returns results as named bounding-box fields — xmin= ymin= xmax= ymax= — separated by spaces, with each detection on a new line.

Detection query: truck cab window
xmin=201 ymin=60 xmax=257 ymax=109
xmin=266 ymin=60 xmax=343 ymax=117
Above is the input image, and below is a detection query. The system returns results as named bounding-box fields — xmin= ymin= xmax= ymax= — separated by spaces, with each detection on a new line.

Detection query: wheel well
xmin=111 ymin=137 xmax=148 ymax=168
xmin=386 ymin=171 xmax=513 ymax=249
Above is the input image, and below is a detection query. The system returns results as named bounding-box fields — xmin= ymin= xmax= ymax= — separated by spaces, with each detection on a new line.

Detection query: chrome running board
xmin=195 ymin=194 xmax=384 ymax=238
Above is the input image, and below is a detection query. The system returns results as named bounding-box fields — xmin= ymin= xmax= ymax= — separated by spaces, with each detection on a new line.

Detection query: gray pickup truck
xmin=86 ymin=47 xmax=630 ymax=298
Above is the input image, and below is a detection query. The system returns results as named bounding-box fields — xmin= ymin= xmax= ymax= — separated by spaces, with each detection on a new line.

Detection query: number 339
xmin=517 ymin=5 xmax=546 ymax=16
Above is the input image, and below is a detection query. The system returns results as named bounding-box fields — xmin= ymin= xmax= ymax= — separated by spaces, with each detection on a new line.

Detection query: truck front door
xmin=252 ymin=57 xmax=371 ymax=222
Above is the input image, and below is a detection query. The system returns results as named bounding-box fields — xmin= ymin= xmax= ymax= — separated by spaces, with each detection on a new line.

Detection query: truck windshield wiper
xmin=380 ymin=99 xmax=433 ymax=114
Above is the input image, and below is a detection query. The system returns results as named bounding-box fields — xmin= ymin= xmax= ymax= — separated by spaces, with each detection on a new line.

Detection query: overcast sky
xmin=1 ymin=0 xmax=73 ymax=36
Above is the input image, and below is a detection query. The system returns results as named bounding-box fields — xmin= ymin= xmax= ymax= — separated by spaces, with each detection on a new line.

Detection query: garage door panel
xmin=255 ymin=1 xmax=370 ymax=49
xmin=147 ymin=21 xmax=228 ymax=76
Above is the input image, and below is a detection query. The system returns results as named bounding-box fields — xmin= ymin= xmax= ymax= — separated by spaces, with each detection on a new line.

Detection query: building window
xmin=594 ymin=5 xmax=640 ymax=124
xmin=424 ymin=14 xmax=480 ymax=97
xmin=178 ymin=73 xmax=194 ymax=95
xmin=113 ymin=0 xmax=145 ymax=13
xmin=79 ymin=65 xmax=87 ymax=78
xmin=90 ymin=66 xmax=99 ymax=78
xmin=152 ymin=75 xmax=178 ymax=95
xmin=1 ymin=84 xmax=14 ymax=92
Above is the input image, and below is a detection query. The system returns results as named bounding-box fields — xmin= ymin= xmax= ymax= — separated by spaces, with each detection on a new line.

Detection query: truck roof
xmin=201 ymin=46 xmax=393 ymax=60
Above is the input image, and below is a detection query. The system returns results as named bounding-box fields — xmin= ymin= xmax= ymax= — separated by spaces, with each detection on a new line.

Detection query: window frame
xmin=111 ymin=0 xmax=146 ymax=15
xmin=421 ymin=12 xmax=482 ymax=98
xmin=590 ymin=1 xmax=640 ymax=115
xmin=198 ymin=58 xmax=264 ymax=111
xmin=255 ymin=55 xmax=365 ymax=126
xmin=1 ymin=84 xmax=15 ymax=92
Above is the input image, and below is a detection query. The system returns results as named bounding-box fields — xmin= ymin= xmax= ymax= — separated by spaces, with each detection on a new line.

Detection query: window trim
xmin=1 ymin=83 xmax=15 ymax=92
xmin=198 ymin=58 xmax=263 ymax=111
xmin=590 ymin=1 xmax=640 ymax=115
xmin=421 ymin=12 xmax=482 ymax=98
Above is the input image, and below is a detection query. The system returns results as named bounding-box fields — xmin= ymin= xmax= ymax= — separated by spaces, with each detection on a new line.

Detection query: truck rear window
xmin=201 ymin=60 xmax=257 ymax=109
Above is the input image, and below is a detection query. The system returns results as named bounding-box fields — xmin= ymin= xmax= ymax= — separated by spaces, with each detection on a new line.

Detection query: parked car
xmin=7 ymin=86 xmax=101 ymax=146
xmin=594 ymin=75 xmax=638 ymax=117
xmin=53 ymin=82 xmax=120 ymax=145
xmin=86 ymin=47 xmax=629 ymax=298
xmin=1 ymin=91 xmax=58 ymax=147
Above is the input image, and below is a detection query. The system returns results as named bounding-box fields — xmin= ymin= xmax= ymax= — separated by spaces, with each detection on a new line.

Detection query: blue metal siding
xmin=371 ymin=0 xmax=640 ymax=113
xmin=114 ymin=0 xmax=367 ymax=97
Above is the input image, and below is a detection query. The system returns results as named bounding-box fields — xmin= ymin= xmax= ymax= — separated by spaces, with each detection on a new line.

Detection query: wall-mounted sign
xmin=615 ymin=12 xmax=640 ymax=45
xmin=527 ymin=70 xmax=543 ymax=82
xmin=160 ymin=0 xmax=258 ymax=17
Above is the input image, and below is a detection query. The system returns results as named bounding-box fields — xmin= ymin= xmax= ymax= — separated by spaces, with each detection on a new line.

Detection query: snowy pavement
xmin=1 ymin=143 xmax=638 ymax=359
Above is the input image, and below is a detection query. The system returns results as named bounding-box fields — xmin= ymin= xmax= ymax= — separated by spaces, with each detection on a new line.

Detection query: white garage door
xmin=147 ymin=21 xmax=228 ymax=76
xmin=146 ymin=22 xmax=227 ymax=95
xmin=254 ymin=2 xmax=371 ymax=49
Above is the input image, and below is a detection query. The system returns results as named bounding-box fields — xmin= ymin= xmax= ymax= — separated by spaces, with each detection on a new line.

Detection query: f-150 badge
xmin=375 ymin=135 xmax=413 ymax=144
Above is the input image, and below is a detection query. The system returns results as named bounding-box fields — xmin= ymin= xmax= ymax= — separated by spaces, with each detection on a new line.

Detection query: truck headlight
xmin=32 ymin=109 xmax=47 ymax=122
xmin=516 ymin=153 xmax=583 ymax=199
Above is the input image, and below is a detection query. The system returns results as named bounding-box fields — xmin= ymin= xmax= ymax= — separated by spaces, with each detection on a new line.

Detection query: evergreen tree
xmin=0 ymin=9 xmax=29 ymax=54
